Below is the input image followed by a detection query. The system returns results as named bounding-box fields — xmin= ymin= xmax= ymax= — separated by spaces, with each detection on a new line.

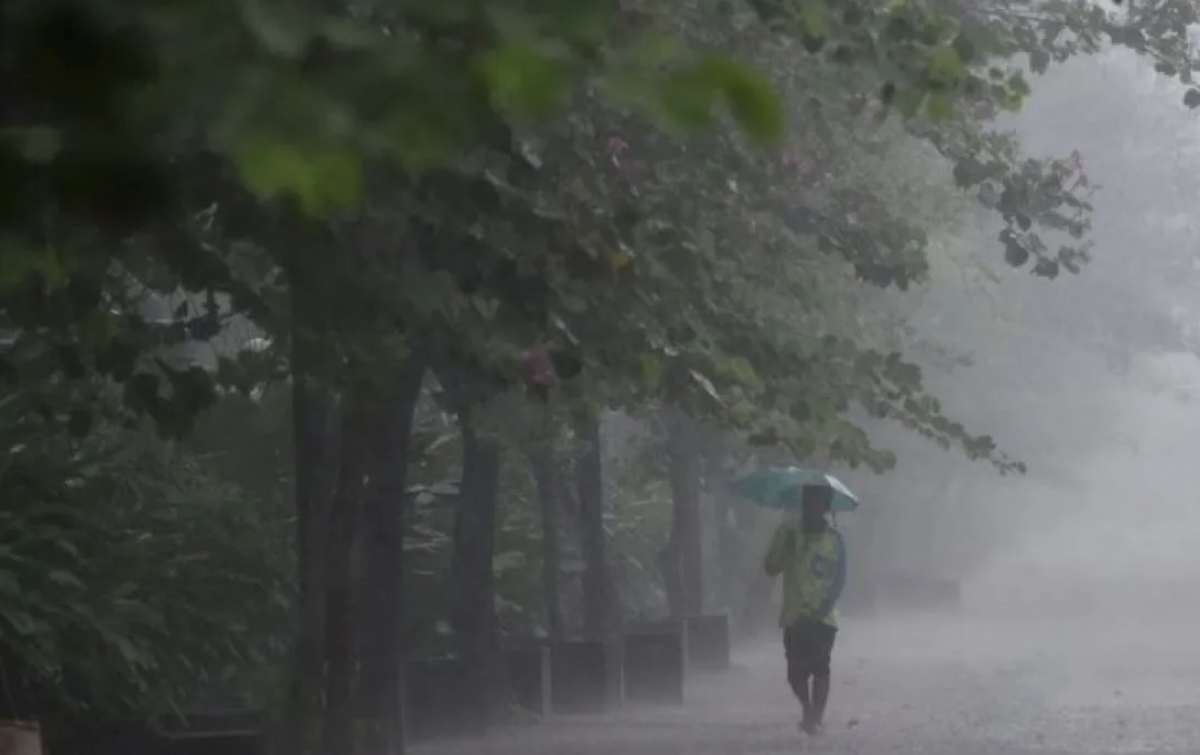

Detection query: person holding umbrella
xmin=730 ymin=467 xmax=857 ymax=735
xmin=763 ymin=483 xmax=848 ymax=736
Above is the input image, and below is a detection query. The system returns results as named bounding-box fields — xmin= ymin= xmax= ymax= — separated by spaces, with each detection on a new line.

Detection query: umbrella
xmin=729 ymin=466 xmax=859 ymax=513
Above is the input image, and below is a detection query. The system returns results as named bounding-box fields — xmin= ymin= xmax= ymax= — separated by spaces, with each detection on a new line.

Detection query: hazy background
xmin=832 ymin=48 xmax=1200 ymax=623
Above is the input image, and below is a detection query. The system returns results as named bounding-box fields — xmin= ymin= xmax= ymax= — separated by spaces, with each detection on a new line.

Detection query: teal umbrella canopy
xmin=729 ymin=466 xmax=859 ymax=513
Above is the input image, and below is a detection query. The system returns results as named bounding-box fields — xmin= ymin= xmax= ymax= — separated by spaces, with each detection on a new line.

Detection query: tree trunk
xmin=530 ymin=446 xmax=564 ymax=641
xmin=656 ymin=538 xmax=683 ymax=619
xmin=280 ymin=231 xmax=342 ymax=755
xmin=320 ymin=409 xmax=373 ymax=755
xmin=712 ymin=488 xmax=739 ymax=613
xmin=574 ymin=413 xmax=612 ymax=638
xmin=281 ymin=375 xmax=337 ymax=755
xmin=664 ymin=409 xmax=703 ymax=617
xmin=355 ymin=360 xmax=427 ymax=755
xmin=449 ymin=408 xmax=503 ymax=723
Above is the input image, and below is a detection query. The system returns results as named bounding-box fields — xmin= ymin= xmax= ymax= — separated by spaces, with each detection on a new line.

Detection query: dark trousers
xmin=783 ymin=621 xmax=837 ymax=710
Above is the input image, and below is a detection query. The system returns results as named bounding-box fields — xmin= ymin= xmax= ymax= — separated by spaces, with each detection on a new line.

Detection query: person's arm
xmin=763 ymin=522 xmax=795 ymax=577
xmin=811 ymin=529 xmax=848 ymax=619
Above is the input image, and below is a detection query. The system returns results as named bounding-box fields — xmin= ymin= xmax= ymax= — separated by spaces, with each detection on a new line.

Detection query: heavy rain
xmin=3 ymin=2 xmax=1200 ymax=755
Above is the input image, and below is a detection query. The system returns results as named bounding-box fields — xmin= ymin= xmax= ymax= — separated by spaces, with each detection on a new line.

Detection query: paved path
xmin=412 ymin=613 xmax=1200 ymax=755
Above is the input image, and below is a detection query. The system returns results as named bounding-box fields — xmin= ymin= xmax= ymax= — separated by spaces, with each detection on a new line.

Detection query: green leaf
xmin=798 ymin=0 xmax=827 ymax=51
xmin=925 ymin=45 xmax=964 ymax=85
xmin=234 ymin=136 xmax=363 ymax=215
xmin=893 ymin=87 xmax=927 ymax=118
xmin=951 ymin=32 xmax=976 ymax=64
xmin=725 ymin=356 xmax=762 ymax=391
xmin=478 ymin=42 xmax=569 ymax=117
xmin=799 ymin=1 xmax=827 ymax=39
xmin=701 ymin=55 xmax=784 ymax=143
xmin=1006 ymin=72 xmax=1031 ymax=102
xmin=924 ymin=93 xmax=953 ymax=121
xmin=661 ymin=65 xmax=720 ymax=130
xmin=640 ymin=354 xmax=663 ymax=390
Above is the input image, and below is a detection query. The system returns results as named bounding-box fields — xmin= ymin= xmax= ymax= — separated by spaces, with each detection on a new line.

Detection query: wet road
xmin=412 ymin=613 xmax=1200 ymax=755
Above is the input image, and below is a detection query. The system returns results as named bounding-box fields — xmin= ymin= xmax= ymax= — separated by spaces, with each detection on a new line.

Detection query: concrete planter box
xmin=622 ymin=620 xmax=686 ymax=704
xmin=685 ymin=614 xmax=731 ymax=671
xmin=0 ymin=721 xmax=40 ymax=755
xmin=56 ymin=711 xmax=263 ymax=755
xmin=403 ymin=658 xmax=487 ymax=742
xmin=550 ymin=639 xmax=621 ymax=713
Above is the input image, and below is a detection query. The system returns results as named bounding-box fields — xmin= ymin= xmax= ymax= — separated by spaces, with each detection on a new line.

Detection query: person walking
xmin=763 ymin=484 xmax=847 ymax=736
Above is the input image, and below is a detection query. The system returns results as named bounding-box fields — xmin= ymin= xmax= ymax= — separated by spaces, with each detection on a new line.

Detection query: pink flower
xmin=522 ymin=349 xmax=557 ymax=386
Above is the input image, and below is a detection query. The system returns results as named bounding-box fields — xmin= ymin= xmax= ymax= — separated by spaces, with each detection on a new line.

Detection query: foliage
xmin=0 ymin=0 xmax=1186 ymax=461
xmin=0 ymin=388 xmax=291 ymax=719
xmin=183 ymin=385 xmax=295 ymax=512
xmin=443 ymin=0 xmax=1075 ymax=474
xmin=0 ymin=0 xmax=1106 ymax=436
xmin=0 ymin=0 xmax=1161 ymax=480
xmin=0 ymin=0 xmax=788 ymax=443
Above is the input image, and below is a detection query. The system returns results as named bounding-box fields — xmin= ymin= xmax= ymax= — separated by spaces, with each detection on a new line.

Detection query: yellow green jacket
xmin=763 ymin=521 xmax=847 ymax=629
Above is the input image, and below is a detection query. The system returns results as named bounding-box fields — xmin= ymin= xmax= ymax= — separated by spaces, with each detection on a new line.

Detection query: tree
xmin=528 ymin=442 xmax=566 ymax=640
xmin=436 ymin=362 xmax=506 ymax=725
xmin=354 ymin=363 xmax=426 ymax=755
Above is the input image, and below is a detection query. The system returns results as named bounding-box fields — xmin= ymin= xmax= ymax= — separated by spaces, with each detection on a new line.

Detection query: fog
xmin=971 ymin=364 xmax=1200 ymax=618
xmin=806 ymin=42 xmax=1200 ymax=632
